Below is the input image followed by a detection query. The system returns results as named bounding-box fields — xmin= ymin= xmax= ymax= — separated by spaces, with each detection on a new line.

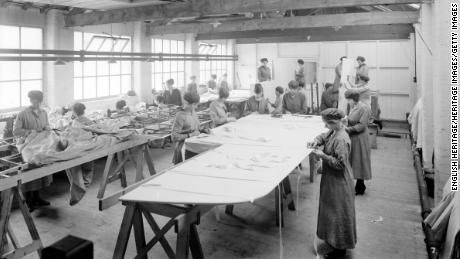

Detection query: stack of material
xmin=17 ymin=128 xmax=133 ymax=166
xmin=424 ymin=183 xmax=460 ymax=259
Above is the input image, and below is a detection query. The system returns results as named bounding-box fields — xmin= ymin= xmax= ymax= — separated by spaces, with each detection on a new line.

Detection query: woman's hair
xmin=275 ymin=86 xmax=284 ymax=94
xmin=325 ymin=83 xmax=333 ymax=89
xmin=356 ymin=56 xmax=366 ymax=62
xmin=28 ymin=90 xmax=44 ymax=102
xmin=340 ymin=56 xmax=347 ymax=61
xmin=288 ymin=80 xmax=299 ymax=90
xmin=254 ymin=83 xmax=263 ymax=94
xmin=260 ymin=58 xmax=268 ymax=63
xmin=72 ymin=102 xmax=86 ymax=116
xmin=359 ymin=75 xmax=370 ymax=82
xmin=321 ymin=108 xmax=345 ymax=123
xmin=344 ymin=89 xmax=360 ymax=102
xmin=211 ymin=74 xmax=217 ymax=79
xmin=183 ymin=91 xmax=200 ymax=104
xmin=127 ymin=90 xmax=136 ymax=96
xmin=190 ymin=75 xmax=196 ymax=80
xmin=297 ymin=59 xmax=304 ymax=65
xmin=166 ymin=78 xmax=174 ymax=85
xmin=218 ymin=86 xmax=230 ymax=99
xmin=116 ymin=100 xmax=127 ymax=110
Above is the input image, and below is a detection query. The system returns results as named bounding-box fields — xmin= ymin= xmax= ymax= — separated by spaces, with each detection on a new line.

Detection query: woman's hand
xmin=202 ymin=128 xmax=211 ymax=134
xmin=312 ymin=149 xmax=326 ymax=159
xmin=190 ymin=131 xmax=200 ymax=137
xmin=227 ymin=117 xmax=237 ymax=122
xmin=307 ymin=141 xmax=319 ymax=149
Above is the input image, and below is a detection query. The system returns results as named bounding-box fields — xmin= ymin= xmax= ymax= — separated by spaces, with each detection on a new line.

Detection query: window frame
xmin=199 ymin=41 xmax=231 ymax=85
xmin=0 ymin=25 xmax=44 ymax=112
xmin=73 ymin=31 xmax=133 ymax=101
xmin=151 ymin=38 xmax=186 ymax=92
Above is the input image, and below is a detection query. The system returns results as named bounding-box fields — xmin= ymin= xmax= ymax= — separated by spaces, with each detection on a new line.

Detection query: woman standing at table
xmin=209 ymin=86 xmax=236 ymax=127
xmin=171 ymin=92 xmax=202 ymax=164
xmin=13 ymin=90 xmax=52 ymax=211
xmin=246 ymin=83 xmax=269 ymax=114
xmin=344 ymin=90 xmax=372 ymax=195
xmin=282 ymin=80 xmax=308 ymax=114
xmin=309 ymin=108 xmax=356 ymax=258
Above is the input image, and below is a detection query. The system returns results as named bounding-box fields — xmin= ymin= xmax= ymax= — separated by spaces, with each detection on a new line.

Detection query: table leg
xmin=132 ymin=207 xmax=147 ymax=259
xmin=143 ymin=145 xmax=156 ymax=176
xmin=224 ymin=205 xmax=234 ymax=215
xmin=282 ymin=177 xmax=296 ymax=211
xmin=113 ymin=205 xmax=135 ymax=259
xmin=117 ymin=152 xmax=128 ymax=188
xmin=176 ymin=218 xmax=190 ymax=259
xmin=97 ymin=154 xmax=114 ymax=199
xmin=309 ymin=153 xmax=317 ymax=183
xmin=275 ymin=186 xmax=284 ymax=228
xmin=189 ymin=224 xmax=204 ymax=259
xmin=135 ymin=148 xmax=146 ymax=182
xmin=0 ymin=189 xmax=14 ymax=254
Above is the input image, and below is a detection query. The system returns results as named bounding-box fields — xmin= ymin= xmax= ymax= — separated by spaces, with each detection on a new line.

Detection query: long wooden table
xmin=113 ymin=114 xmax=327 ymax=259
xmin=0 ymin=134 xmax=157 ymax=259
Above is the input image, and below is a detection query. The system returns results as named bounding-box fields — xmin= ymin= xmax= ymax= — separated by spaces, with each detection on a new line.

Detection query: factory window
xmin=73 ymin=31 xmax=132 ymax=100
xmin=151 ymin=38 xmax=185 ymax=91
xmin=0 ymin=25 xmax=43 ymax=110
xmin=199 ymin=42 xmax=230 ymax=84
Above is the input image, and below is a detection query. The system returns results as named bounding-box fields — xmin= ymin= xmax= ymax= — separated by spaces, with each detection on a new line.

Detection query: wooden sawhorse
xmin=113 ymin=202 xmax=213 ymax=259
xmin=0 ymin=186 xmax=43 ymax=259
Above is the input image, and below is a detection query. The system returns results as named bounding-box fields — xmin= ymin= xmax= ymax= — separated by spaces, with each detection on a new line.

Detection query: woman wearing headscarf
xmin=246 ymin=83 xmax=270 ymax=114
xmin=344 ymin=90 xmax=372 ymax=195
xmin=347 ymin=56 xmax=371 ymax=107
xmin=309 ymin=108 xmax=356 ymax=258
xmin=171 ymin=91 xmax=206 ymax=164
xmin=13 ymin=90 xmax=52 ymax=211
xmin=209 ymin=86 xmax=237 ymax=127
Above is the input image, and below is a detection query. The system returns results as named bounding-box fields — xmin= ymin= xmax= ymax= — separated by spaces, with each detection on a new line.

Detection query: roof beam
xmin=147 ymin=11 xmax=419 ymax=36
xmin=196 ymin=24 xmax=414 ymax=40
xmin=236 ymin=33 xmax=411 ymax=44
xmin=65 ymin=0 xmax=423 ymax=27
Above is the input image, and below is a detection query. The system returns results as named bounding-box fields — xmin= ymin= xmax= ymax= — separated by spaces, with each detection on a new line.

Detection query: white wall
xmin=236 ymin=38 xmax=416 ymax=120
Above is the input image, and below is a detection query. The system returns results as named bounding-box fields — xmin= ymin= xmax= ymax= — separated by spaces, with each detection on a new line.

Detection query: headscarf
xmin=183 ymin=91 xmax=200 ymax=104
xmin=321 ymin=108 xmax=345 ymax=123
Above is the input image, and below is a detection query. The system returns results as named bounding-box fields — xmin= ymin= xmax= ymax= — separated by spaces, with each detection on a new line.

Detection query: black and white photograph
xmin=0 ymin=0 xmax=457 ymax=258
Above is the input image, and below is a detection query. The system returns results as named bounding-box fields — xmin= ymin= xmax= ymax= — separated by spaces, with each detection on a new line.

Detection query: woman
xmin=270 ymin=86 xmax=284 ymax=115
xmin=13 ymin=90 xmax=52 ymax=211
xmin=320 ymin=83 xmax=339 ymax=111
xmin=163 ymin=78 xmax=182 ymax=107
xmin=295 ymin=59 xmax=305 ymax=88
xmin=209 ymin=86 xmax=236 ymax=127
xmin=347 ymin=56 xmax=371 ymax=107
xmin=246 ymin=83 xmax=269 ymax=114
xmin=171 ymin=92 xmax=202 ymax=164
xmin=333 ymin=56 xmax=346 ymax=90
xmin=219 ymin=73 xmax=229 ymax=90
xmin=257 ymin=58 xmax=271 ymax=82
xmin=345 ymin=90 xmax=372 ymax=195
xmin=187 ymin=75 xmax=198 ymax=95
xmin=309 ymin=108 xmax=356 ymax=258
xmin=68 ymin=102 xmax=95 ymax=205
xmin=282 ymin=80 xmax=308 ymax=114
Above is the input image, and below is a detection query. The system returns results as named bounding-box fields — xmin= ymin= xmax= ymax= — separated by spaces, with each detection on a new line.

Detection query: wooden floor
xmin=9 ymin=137 xmax=426 ymax=259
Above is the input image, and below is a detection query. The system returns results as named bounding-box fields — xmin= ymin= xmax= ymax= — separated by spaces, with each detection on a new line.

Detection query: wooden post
xmin=113 ymin=205 xmax=136 ymax=259
xmin=97 ymin=154 xmax=114 ymax=199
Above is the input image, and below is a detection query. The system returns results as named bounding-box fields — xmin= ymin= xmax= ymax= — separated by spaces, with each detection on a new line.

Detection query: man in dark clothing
xmin=163 ymin=78 xmax=182 ymax=106
xmin=320 ymin=83 xmax=339 ymax=111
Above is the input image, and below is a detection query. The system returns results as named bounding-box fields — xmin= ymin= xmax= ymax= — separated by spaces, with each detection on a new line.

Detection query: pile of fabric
xmin=424 ymin=183 xmax=460 ymax=259
xmin=17 ymin=127 xmax=133 ymax=166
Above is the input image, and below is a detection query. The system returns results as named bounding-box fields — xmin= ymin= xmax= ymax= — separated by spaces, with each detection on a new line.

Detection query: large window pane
xmin=109 ymin=61 xmax=121 ymax=75
xmin=121 ymin=75 xmax=131 ymax=94
xmin=163 ymin=61 xmax=170 ymax=73
xmin=177 ymin=41 xmax=184 ymax=54
xmin=154 ymin=61 xmax=162 ymax=73
xmin=97 ymin=76 xmax=109 ymax=97
xmin=0 ymin=81 xmax=20 ymax=109
xmin=74 ymin=62 xmax=83 ymax=77
xmin=21 ymin=80 xmax=42 ymax=106
xmin=74 ymin=77 xmax=83 ymax=100
xmin=83 ymin=77 xmax=97 ymax=99
xmin=84 ymin=61 xmax=97 ymax=77
xmin=74 ymin=32 xmax=83 ymax=51
xmin=0 ymin=26 xmax=19 ymax=48
xmin=20 ymin=27 xmax=42 ymax=49
xmin=97 ymin=61 xmax=110 ymax=76
xmin=21 ymin=62 xmax=42 ymax=80
xmin=171 ymin=40 xmax=177 ymax=53
xmin=110 ymin=76 xmax=121 ymax=96
xmin=121 ymin=61 xmax=131 ymax=74
xmin=0 ymin=62 xmax=20 ymax=81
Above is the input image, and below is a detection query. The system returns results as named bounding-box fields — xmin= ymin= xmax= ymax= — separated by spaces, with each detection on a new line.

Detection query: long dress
xmin=347 ymin=102 xmax=372 ymax=180
xmin=333 ymin=63 xmax=342 ymax=91
xmin=171 ymin=109 xmax=200 ymax=164
xmin=257 ymin=66 xmax=271 ymax=82
xmin=315 ymin=128 xmax=357 ymax=250
xmin=13 ymin=107 xmax=52 ymax=192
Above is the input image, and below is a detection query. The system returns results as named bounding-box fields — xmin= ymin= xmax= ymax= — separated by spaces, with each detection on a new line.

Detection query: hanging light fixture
xmin=54 ymin=58 xmax=66 ymax=65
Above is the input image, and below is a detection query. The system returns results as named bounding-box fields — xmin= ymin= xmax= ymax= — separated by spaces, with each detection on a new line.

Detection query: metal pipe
xmin=0 ymin=48 xmax=238 ymax=58
xmin=0 ymin=57 xmax=237 ymax=62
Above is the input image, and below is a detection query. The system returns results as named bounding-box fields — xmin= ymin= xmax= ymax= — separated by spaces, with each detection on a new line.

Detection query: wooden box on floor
xmin=42 ymin=235 xmax=93 ymax=259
